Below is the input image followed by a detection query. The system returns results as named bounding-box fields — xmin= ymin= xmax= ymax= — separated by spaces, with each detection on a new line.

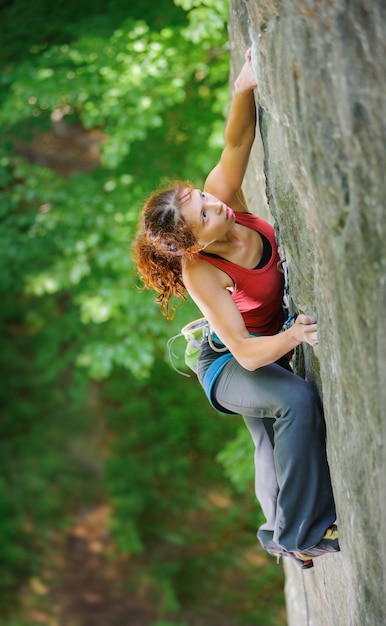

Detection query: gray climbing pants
xmin=209 ymin=356 xmax=337 ymax=554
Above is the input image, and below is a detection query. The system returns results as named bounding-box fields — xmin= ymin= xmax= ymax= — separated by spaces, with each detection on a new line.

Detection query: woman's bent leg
xmin=213 ymin=359 xmax=337 ymax=553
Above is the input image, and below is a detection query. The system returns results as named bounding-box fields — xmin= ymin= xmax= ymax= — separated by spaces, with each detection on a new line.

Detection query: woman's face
xmin=180 ymin=188 xmax=235 ymax=250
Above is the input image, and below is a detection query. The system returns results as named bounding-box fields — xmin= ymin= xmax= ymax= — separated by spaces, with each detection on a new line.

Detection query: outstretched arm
xmin=204 ymin=49 xmax=257 ymax=209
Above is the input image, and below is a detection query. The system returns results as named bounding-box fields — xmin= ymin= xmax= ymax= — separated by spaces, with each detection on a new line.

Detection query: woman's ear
xmin=189 ymin=244 xmax=201 ymax=254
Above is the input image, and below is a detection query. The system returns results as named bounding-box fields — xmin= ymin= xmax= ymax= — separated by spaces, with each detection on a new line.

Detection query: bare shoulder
xmin=182 ymin=255 xmax=231 ymax=292
xmin=182 ymin=256 xmax=235 ymax=320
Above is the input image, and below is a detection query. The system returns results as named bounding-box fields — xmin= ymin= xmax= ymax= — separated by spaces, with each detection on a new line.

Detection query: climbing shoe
xmin=289 ymin=552 xmax=314 ymax=569
xmin=271 ymin=549 xmax=314 ymax=570
xmin=295 ymin=524 xmax=340 ymax=559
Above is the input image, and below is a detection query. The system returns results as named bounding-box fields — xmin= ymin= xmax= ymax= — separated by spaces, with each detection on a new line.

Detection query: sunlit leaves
xmin=0 ymin=0 xmax=231 ymax=381
xmin=1 ymin=15 xmax=227 ymax=170
xmin=174 ymin=0 xmax=230 ymax=45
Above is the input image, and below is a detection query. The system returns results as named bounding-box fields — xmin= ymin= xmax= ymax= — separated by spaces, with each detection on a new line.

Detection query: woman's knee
xmin=277 ymin=378 xmax=324 ymax=427
xmin=292 ymin=379 xmax=320 ymax=410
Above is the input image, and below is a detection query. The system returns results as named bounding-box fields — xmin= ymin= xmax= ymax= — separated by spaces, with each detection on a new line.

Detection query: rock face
xmin=230 ymin=2 xmax=386 ymax=624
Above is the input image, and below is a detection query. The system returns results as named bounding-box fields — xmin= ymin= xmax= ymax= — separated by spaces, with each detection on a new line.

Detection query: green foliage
xmin=0 ymin=0 xmax=186 ymax=65
xmin=151 ymin=621 xmax=187 ymax=626
xmin=0 ymin=1 xmax=284 ymax=623
xmin=217 ymin=424 xmax=256 ymax=493
xmin=104 ymin=365 xmax=239 ymax=554
xmin=0 ymin=0 xmax=230 ymax=380
xmin=1 ymin=3 xmax=229 ymax=173
xmin=0 ymin=0 xmax=230 ymax=606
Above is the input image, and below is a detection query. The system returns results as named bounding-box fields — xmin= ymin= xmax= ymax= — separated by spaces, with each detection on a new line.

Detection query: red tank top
xmin=198 ymin=212 xmax=284 ymax=335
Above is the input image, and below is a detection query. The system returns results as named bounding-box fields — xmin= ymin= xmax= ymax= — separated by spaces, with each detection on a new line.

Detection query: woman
xmin=135 ymin=50 xmax=339 ymax=569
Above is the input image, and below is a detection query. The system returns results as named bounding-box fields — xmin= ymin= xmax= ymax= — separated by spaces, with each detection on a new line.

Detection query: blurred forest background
xmin=0 ymin=1 xmax=286 ymax=624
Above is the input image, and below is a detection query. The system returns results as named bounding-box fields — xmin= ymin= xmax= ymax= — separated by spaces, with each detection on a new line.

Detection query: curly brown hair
xmin=134 ymin=180 xmax=198 ymax=318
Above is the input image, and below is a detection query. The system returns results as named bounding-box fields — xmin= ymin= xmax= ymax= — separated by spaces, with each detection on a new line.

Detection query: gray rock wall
xmin=230 ymin=2 xmax=386 ymax=624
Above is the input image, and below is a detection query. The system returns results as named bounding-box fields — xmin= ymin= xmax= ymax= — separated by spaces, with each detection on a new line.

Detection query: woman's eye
xmin=202 ymin=210 xmax=207 ymax=223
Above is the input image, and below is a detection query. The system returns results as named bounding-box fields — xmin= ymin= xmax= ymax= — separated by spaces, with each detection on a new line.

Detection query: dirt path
xmin=19 ymin=503 xmax=285 ymax=626
xmin=51 ymin=506 xmax=158 ymax=626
